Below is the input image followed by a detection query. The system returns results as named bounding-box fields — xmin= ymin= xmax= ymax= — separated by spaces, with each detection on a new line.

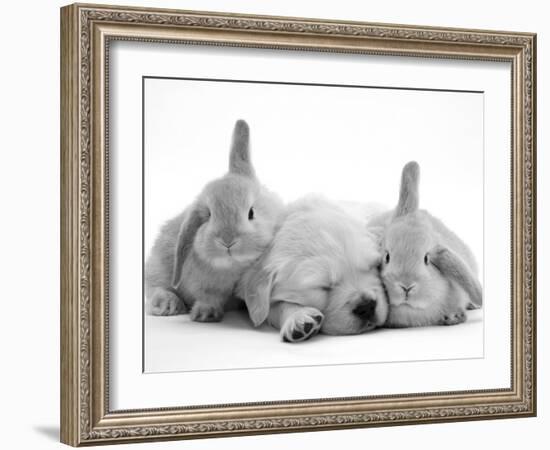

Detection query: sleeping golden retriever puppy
xmin=238 ymin=196 xmax=388 ymax=342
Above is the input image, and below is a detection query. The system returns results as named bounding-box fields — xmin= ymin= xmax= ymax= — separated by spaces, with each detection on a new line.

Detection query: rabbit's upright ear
xmin=229 ymin=119 xmax=256 ymax=178
xmin=395 ymin=161 xmax=420 ymax=218
xmin=240 ymin=257 xmax=274 ymax=326
xmin=430 ymin=245 xmax=483 ymax=307
xmin=172 ymin=206 xmax=207 ymax=287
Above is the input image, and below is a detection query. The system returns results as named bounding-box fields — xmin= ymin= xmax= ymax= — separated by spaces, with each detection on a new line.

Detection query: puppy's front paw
xmin=147 ymin=289 xmax=187 ymax=316
xmin=190 ymin=302 xmax=224 ymax=322
xmin=439 ymin=310 xmax=467 ymax=326
xmin=281 ymin=308 xmax=324 ymax=343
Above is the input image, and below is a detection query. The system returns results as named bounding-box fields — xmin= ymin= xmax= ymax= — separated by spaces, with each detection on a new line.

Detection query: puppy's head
xmin=265 ymin=223 xmax=388 ymax=335
xmin=318 ymin=257 xmax=388 ymax=335
xmin=240 ymin=201 xmax=389 ymax=333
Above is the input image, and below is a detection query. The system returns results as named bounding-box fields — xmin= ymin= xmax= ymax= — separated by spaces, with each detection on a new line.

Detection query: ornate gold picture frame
xmin=60 ymin=3 xmax=536 ymax=446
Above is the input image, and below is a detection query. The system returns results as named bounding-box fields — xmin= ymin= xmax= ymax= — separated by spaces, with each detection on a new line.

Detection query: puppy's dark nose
xmin=352 ymin=297 xmax=377 ymax=321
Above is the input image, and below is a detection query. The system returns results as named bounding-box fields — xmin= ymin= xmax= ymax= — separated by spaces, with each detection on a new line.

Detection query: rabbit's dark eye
xmin=424 ymin=253 xmax=430 ymax=265
xmin=248 ymin=207 xmax=254 ymax=221
xmin=385 ymin=252 xmax=390 ymax=264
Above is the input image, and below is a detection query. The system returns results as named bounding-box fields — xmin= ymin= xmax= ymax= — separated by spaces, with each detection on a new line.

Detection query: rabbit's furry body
xmin=145 ymin=120 xmax=284 ymax=322
xmin=369 ymin=162 xmax=482 ymax=328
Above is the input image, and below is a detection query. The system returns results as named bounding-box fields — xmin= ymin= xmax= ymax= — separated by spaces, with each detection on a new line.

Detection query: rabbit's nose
xmin=219 ymin=239 xmax=237 ymax=249
xmin=400 ymin=283 xmax=416 ymax=294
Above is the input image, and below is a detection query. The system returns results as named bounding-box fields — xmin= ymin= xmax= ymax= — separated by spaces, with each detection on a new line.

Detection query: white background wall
xmin=0 ymin=0 xmax=546 ymax=448
xmin=141 ymin=63 xmax=485 ymax=259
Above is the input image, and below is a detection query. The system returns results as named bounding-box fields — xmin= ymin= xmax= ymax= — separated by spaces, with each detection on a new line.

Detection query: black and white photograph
xmin=0 ymin=0 xmax=545 ymax=448
xmin=142 ymin=75 xmax=484 ymax=373
xmin=54 ymin=2 xmax=539 ymax=446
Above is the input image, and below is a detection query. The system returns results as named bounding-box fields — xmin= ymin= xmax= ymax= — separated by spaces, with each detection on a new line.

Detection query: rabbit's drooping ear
xmin=172 ymin=206 xmax=207 ymax=287
xmin=431 ymin=245 xmax=483 ymax=307
xmin=395 ymin=161 xmax=420 ymax=218
xmin=229 ymin=119 xmax=256 ymax=178
xmin=241 ymin=259 xmax=274 ymax=327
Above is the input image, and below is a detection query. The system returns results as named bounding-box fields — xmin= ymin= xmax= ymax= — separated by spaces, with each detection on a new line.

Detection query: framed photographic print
xmin=60 ymin=3 xmax=537 ymax=446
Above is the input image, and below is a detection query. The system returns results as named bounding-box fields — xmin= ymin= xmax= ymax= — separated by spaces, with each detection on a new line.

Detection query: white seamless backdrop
xmin=109 ymin=40 xmax=511 ymax=410
xmin=143 ymin=77 xmax=484 ymax=262
xmin=143 ymin=77 xmax=485 ymax=373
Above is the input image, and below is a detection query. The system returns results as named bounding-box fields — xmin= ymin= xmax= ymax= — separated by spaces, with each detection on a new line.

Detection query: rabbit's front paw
xmin=147 ymin=289 xmax=187 ymax=316
xmin=281 ymin=308 xmax=324 ymax=343
xmin=190 ymin=302 xmax=224 ymax=322
xmin=439 ymin=310 xmax=467 ymax=326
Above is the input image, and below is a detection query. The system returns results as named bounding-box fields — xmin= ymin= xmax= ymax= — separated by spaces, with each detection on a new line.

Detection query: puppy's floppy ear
xmin=172 ymin=205 xmax=208 ymax=287
xmin=229 ymin=119 xmax=256 ymax=178
xmin=430 ymin=245 xmax=483 ymax=307
xmin=241 ymin=256 xmax=274 ymax=327
xmin=394 ymin=161 xmax=420 ymax=218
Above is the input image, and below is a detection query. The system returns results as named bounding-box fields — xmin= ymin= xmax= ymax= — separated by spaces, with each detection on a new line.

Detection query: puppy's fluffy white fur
xmin=239 ymin=196 xmax=388 ymax=342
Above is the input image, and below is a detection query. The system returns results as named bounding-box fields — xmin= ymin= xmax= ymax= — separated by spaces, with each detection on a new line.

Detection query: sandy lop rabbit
xmin=145 ymin=120 xmax=284 ymax=322
xmin=368 ymin=161 xmax=482 ymax=327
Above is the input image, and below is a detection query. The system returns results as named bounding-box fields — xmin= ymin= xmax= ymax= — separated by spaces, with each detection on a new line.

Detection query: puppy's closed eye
xmin=321 ymin=282 xmax=340 ymax=292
